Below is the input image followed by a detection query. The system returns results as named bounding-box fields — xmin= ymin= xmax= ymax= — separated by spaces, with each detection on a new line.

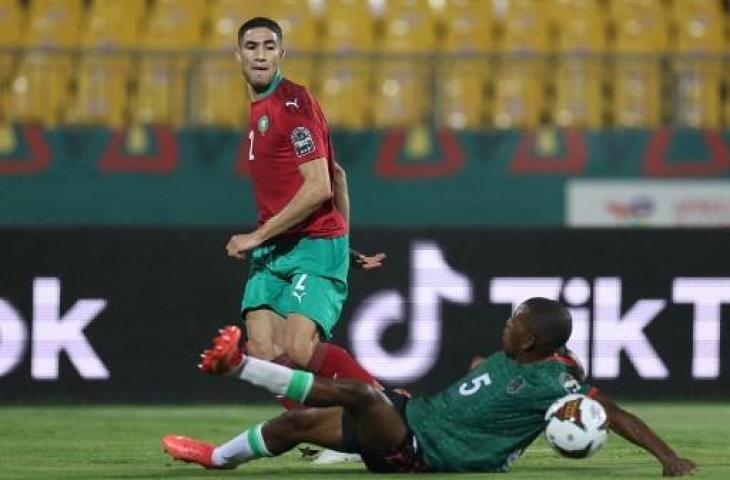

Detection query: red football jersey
xmin=245 ymin=76 xmax=347 ymax=239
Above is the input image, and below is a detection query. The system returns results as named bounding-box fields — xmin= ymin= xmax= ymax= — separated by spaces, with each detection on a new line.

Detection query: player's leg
xmin=234 ymin=359 xmax=405 ymax=458
xmin=280 ymin=312 xmax=318 ymax=366
xmin=283 ymin=274 xmax=380 ymax=386
xmin=169 ymin=335 xmax=406 ymax=470
xmin=239 ymin=260 xmax=289 ymax=361
xmin=244 ymin=308 xmax=285 ymax=360
xmin=163 ymin=406 xmax=343 ymax=469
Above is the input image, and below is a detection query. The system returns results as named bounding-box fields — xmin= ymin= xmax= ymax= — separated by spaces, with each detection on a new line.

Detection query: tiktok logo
xmin=0 ymin=277 xmax=109 ymax=380
xmin=349 ymin=242 xmax=730 ymax=384
xmin=349 ymin=242 xmax=473 ymax=382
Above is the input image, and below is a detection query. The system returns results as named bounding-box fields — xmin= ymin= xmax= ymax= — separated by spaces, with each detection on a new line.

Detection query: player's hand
xmin=226 ymin=233 xmax=263 ymax=260
xmin=350 ymin=249 xmax=386 ymax=270
xmin=661 ymin=456 xmax=697 ymax=477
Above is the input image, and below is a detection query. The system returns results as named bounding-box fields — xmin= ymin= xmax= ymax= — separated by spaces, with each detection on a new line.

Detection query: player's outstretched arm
xmin=594 ymin=392 xmax=697 ymax=477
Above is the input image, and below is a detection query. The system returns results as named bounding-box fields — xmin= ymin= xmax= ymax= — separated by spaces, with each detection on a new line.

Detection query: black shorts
xmin=341 ymin=389 xmax=429 ymax=473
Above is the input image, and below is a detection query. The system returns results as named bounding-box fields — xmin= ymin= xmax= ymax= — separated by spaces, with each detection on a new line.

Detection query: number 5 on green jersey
xmin=459 ymin=373 xmax=492 ymax=396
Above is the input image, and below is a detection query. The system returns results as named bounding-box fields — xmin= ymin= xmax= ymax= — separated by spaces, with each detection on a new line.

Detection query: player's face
xmin=236 ymin=27 xmax=284 ymax=92
xmin=502 ymin=305 xmax=531 ymax=357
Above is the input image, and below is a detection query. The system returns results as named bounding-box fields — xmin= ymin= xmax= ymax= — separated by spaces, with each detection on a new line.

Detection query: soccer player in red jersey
xmin=225 ymin=16 xmax=383 ymax=410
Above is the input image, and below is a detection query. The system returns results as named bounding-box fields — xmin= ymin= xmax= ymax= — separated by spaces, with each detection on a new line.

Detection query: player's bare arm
xmin=332 ymin=162 xmax=350 ymax=226
xmin=333 ymin=162 xmax=386 ymax=270
xmin=594 ymin=392 xmax=697 ymax=477
xmin=226 ymin=158 xmax=332 ymax=260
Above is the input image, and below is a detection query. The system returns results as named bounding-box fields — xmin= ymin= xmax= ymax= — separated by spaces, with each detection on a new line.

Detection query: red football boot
xmin=162 ymin=435 xmax=228 ymax=469
xmin=198 ymin=325 xmax=244 ymax=375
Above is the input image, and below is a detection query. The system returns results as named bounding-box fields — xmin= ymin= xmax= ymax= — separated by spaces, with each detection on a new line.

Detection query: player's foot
xmin=199 ymin=325 xmax=244 ymax=375
xmin=312 ymin=449 xmax=363 ymax=465
xmin=162 ymin=434 xmax=229 ymax=469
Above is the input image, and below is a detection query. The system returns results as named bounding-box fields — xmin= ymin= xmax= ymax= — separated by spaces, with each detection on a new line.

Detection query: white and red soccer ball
xmin=544 ymin=394 xmax=609 ymax=459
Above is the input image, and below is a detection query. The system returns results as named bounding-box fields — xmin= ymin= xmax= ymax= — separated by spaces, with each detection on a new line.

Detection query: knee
xmin=283 ymin=338 xmax=315 ymax=368
xmin=246 ymin=337 xmax=277 ymax=361
xmin=339 ymin=381 xmax=380 ymax=409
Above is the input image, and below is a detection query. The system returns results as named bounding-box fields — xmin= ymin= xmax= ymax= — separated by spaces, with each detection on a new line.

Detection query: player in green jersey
xmin=163 ymin=297 xmax=697 ymax=476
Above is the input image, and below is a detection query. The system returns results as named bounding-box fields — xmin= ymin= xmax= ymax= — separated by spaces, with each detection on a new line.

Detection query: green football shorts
xmin=240 ymin=234 xmax=349 ymax=339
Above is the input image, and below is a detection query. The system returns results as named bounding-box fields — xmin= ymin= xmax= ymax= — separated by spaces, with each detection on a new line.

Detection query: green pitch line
xmin=0 ymin=403 xmax=727 ymax=480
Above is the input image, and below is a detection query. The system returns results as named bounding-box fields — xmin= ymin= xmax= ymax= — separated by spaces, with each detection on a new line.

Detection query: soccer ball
xmin=544 ymin=394 xmax=608 ymax=459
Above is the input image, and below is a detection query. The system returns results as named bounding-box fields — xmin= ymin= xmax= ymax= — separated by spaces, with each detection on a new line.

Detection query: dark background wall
xmin=1 ymin=228 xmax=727 ymax=402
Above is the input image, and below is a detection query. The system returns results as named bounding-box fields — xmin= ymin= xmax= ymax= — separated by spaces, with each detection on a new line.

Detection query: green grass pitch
xmin=1 ymin=403 xmax=728 ymax=479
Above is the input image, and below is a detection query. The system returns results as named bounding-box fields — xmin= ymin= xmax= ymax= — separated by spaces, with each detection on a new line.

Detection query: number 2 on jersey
xmin=459 ymin=372 xmax=492 ymax=396
xmin=248 ymin=130 xmax=254 ymax=161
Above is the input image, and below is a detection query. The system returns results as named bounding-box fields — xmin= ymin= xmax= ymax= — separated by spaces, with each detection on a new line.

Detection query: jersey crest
xmin=257 ymin=115 xmax=269 ymax=134
xmin=560 ymin=372 xmax=581 ymax=394
xmin=506 ymin=375 xmax=526 ymax=395
xmin=290 ymin=126 xmax=315 ymax=157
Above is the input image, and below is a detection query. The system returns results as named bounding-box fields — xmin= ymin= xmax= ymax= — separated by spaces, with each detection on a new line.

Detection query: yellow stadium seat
xmin=14 ymin=0 xmax=81 ymax=124
xmin=142 ymin=0 xmax=204 ymax=50
xmin=0 ymin=0 xmax=24 ymax=94
xmin=437 ymin=1 xmax=492 ymax=129
xmin=323 ymin=0 xmax=375 ymax=52
xmin=200 ymin=1 xmax=249 ymax=127
xmin=611 ymin=61 xmax=661 ymax=127
xmin=380 ymin=0 xmax=437 ymax=53
xmin=82 ymin=0 xmax=146 ymax=48
xmin=443 ymin=0 xmax=493 ymax=53
xmin=671 ymin=0 xmax=724 ymax=54
xmin=501 ymin=0 xmax=550 ymax=53
xmin=493 ymin=61 xmax=543 ymax=128
xmin=492 ymin=0 xmax=550 ymax=128
xmin=318 ymin=60 xmax=370 ymax=128
xmin=669 ymin=0 xmax=724 ymax=128
xmin=70 ymin=0 xmax=145 ymax=127
xmin=609 ymin=0 xmax=667 ymax=127
xmin=25 ymin=0 xmax=83 ymax=48
xmin=67 ymin=57 xmax=129 ymax=127
xmin=553 ymin=61 xmax=604 ymax=128
xmin=8 ymin=54 xmax=72 ymax=125
xmin=726 ymin=67 xmax=730 ymax=128
xmin=552 ymin=0 xmax=606 ymax=127
xmin=726 ymin=17 xmax=730 ymax=128
xmin=610 ymin=0 xmax=668 ymax=53
xmin=319 ymin=0 xmax=373 ymax=127
xmin=673 ymin=63 xmax=722 ymax=128
xmin=436 ymin=60 xmax=486 ymax=129
xmin=374 ymin=1 xmax=436 ymax=127
xmin=239 ymin=0 xmax=318 ymax=52
xmin=554 ymin=0 xmax=606 ymax=52
xmin=132 ymin=57 xmax=188 ymax=126
xmin=206 ymin=0 xmax=251 ymax=49
xmin=373 ymin=61 xmax=429 ymax=127
xmin=0 ymin=0 xmax=24 ymax=46
xmin=192 ymin=58 xmax=248 ymax=127
xmin=133 ymin=0 xmax=204 ymax=125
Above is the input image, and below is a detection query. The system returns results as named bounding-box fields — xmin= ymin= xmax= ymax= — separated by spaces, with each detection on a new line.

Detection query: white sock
xmin=211 ymin=422 xmax=272 ymax=467
xmin=238 ymin=357 xmax=314 ymax=403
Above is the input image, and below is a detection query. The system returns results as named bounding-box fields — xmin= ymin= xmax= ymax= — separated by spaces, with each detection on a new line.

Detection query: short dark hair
xmin=522 ymin=297 xmax=572 ymax=354
xmin=238 ymin=17 xmax=283 ymax=46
